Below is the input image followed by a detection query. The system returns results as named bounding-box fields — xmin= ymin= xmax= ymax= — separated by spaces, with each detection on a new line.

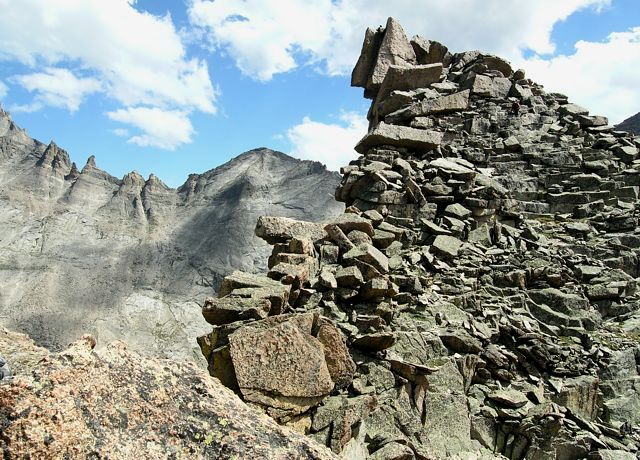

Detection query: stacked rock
xmin=199 ymin=17 xmax=640 ymax=459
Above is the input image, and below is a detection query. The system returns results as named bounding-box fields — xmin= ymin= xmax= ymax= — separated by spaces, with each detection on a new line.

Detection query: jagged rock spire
xmin=36 ymin=140 xmax=71 ymax=174
xmin=65 ymin=162 xmax=80 ymax=181
xmin=352 ymin=17 xmax=417 ymax=99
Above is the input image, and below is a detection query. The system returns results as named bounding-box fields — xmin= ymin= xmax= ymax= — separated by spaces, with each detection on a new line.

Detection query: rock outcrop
xmin=0 ymin=106 xmax=343 ymax=361
xmin=199 ymin=18 xmax=640 ymax=459
xmin=0 ymin=326 xmax=336 ymax=459
xmin=618 ymin=112 xmax=640 ymax=135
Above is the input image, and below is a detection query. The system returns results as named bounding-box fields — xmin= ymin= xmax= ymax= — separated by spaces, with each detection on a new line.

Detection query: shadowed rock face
xmin=0 ymin=326 xmax=337 ymax=459
xmin=617 ymin=112 xmax=640 ymax=135
xmin=0 ymin=108 xmax=344 ymax=362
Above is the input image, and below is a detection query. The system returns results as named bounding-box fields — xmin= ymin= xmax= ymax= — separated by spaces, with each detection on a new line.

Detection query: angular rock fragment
xmin=352 ymin=332 xmax=397 ymax=351
xmin=352 ymin=27 xmax=384 ymax=88
xmin=218 ymin=271 xmax=291 ymax=314
xmin=228 ymin=313 xmax=353 ymax=418
xmin=330 ymin=213 xmax=375 ymax=236
xmin=431 ymin=235 xmax=463 ymax=259
xmin=419 ymin=89 xmax=470 ymax=115
xmin=376 ymin=63 xmax=443 ymax=102
xmin=355 ymin=123 xmax=444 ymax=154
xmin=366 ymin=17 xmax=417 ymax=95
xmin=465 ymin=74 xmax=493 ymax=97
xmin=317 ymin=318 xmax=357 ymax=389
xmin=335 ymin=266 xmax=364 ymax=287
xmin=202 ymin=297 xmax=271 ymax=325
xmin=444 ymin=203 xmax=472 ymax=219
xmin=411 ymin=36 xmax=451 ymax=65
xmin=488 ymin=389 xmax=529 ymax=408
xmin=439 ymin=330 xmax=482 ymax=354
xmin=481 ymin=55 xmax=513 ymax=77
xmin=256 ymin=216 xmax=325 ymax=244
xmin=343 ymin=243 xmax=390 ymax=274
xmin=559 ymin=103 xmax=589 ymax=117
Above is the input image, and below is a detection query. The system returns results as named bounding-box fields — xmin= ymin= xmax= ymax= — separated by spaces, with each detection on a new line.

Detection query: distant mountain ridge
xmin=0 ymin=107 xmax=344 ymax=361
xmin=617 ymin=112 xmax=640 ymax=135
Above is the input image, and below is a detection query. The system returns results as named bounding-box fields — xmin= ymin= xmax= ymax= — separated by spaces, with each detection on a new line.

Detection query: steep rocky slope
xmin=0 ymin=112 xmax=343 ymax=361
xmin=618 ymin=112 xmax=640 ymax=135
xmin=198 ymin=18 xmax=640 ymax=459
xmin=0 ymin=326 xmax=336 ymax=459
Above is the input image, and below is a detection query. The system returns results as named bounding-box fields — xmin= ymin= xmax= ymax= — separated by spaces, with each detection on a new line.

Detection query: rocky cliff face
xmin=198 ymin=18 xmax=640 ymax=459
xmin=0 ymin=110 xmax=343 ymax=361
xmin=618 ymin=112 xmax=640 ymax=135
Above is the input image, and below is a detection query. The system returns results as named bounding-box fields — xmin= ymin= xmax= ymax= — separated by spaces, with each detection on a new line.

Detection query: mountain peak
xmin=36 ymin=141 xmax=71 ymax=173
xmin=145 ymin=173 xmax=169 ymax=191
xmin=617 ymin=112 xmax=640 ymax=135
xmin=0 ymin=106 xmax=27 ymax=139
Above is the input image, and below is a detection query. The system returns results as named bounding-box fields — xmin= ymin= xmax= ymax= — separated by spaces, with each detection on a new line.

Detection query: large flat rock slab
xmin=355 ymin=122 xmax=443 ymax=154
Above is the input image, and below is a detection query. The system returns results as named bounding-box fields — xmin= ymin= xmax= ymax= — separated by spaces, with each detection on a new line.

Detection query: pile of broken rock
xmin=199 ymin=17 xmax=640 ymax=460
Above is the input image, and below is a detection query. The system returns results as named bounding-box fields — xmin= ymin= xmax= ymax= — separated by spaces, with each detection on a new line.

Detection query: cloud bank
xmin=0 ymin=0 xmax=217 ymax=148
xmin=521 ymin=27 xmax=640 ymax=124
xmin=189 ymin=0 xmax=611 ymax=80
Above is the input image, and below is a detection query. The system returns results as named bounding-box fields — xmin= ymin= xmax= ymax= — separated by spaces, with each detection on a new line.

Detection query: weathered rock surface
xmin=365 ymin=17 xmax=417 ymax=97
xmin=0 ymin=326 xmax=336 ymax=459
xmin=0 ymin=107 xmax=343 ymax=361
xmin=228 ymin=313 xmax=349 ymax=416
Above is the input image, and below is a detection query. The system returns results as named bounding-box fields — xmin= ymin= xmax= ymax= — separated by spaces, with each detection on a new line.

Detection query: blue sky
xmin=0 ymin=0 xmax=638 ymax=187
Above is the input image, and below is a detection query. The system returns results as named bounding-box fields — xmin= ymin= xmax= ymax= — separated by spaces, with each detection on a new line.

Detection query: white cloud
xmin=107 ymin=107 xmax=195 ymax=150
xmin=189 ymin=0 xmax=609 ymax=80
xmin=0 ymin=0 xmax=217 ymax=149
xmin=0 ymin=80 xmax=7 ymax=99
xmin=8 ymin=102 xmax=44 ymax=113
xmin=189 ymin=0 xmax=335 ymax=81
xmin=287 ymin=111 xmax=367 ymax=171
xmin=0 ymin=0 xmax=216 ymax=113
xmin=522 ymin=27 xmax=640 ymax=125
xmin=13 ymin=68 xmax=101 ymax=112
xmin=112 ymin=128 xmax=129 ymax=137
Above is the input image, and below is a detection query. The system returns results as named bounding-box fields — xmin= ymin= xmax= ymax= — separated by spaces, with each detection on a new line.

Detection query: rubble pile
xmin=199 ymin=18 xmax=640 ymax=459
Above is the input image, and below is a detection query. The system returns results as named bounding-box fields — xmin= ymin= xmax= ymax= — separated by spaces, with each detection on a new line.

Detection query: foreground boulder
xmin=199 ymin=308 xmax=355 ymax=422
xmin=0 ymin=326 xmax=336 ymax=459
xmin=229 ymin=312 xmax=355 ymax=419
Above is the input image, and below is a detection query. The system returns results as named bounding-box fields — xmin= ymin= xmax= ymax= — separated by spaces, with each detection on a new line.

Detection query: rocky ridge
xmin=198 ymin=18 xmax=640 ymax=459
xmin=0 ymin=112 xmax=343 ymax=361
